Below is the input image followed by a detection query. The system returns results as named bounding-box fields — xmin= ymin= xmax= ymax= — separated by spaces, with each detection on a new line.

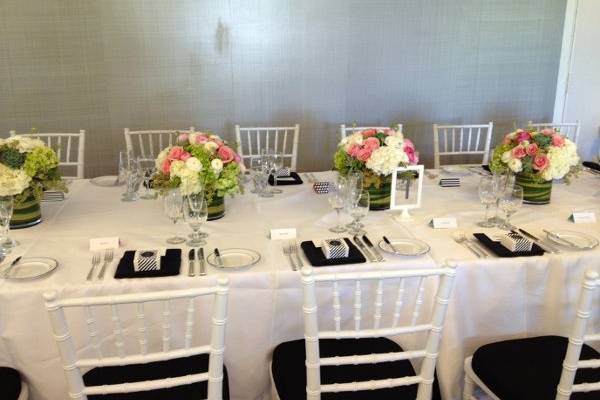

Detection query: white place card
xmin=431 ymin=217 xmax=458 ymax=229
xmin=270 ymin=228 xmax=297 ymax=240
xmin=90 ymin=237 xmax=120 ymax=252
xmin=571 ymin=211 xmax=597 ymax=224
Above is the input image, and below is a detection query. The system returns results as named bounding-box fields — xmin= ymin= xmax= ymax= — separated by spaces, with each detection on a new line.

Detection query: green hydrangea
xmin=489 ymin=144 xmax=511 ymax=174
xmin=23 ymin=147 xmax=59 ymax=178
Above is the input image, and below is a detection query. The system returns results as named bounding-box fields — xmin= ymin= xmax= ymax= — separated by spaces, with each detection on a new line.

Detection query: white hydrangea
xmin=211 ymin=158 xmax=223 ymax=174
xmin=343 ymin=132 xmax=364 ymax=151
xmin=501 ymin=150 xmax=512 ymax=163
xmin=384 ymin=135 xmax=404 ymax=149
xmin=388 ymin=129 xmax=404 ymax=140
xmin=365 ymin=146 xmax=409 ymax=176
xmin=169 ymin=160 xmax=185 ymax=177
xmin=155 ymin=147 xmax=171 ymax=170
xmin=1 ymin=136 xmax=46 ymax=153
xmin=185 ymin=157 xmax=203 ymax=172
xmin=0 ymin=164 xmax=31 ymax=196
xmin=541 ymin=139 xmax=580 ymax=180
xmin=507 ymin=158 xmax=523 ymax=173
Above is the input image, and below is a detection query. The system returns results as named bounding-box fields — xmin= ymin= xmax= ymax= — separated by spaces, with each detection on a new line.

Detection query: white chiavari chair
xmin=9 ymin=130 xmax=85 ymax=178
xmin=433 ymin=122 xmax=494 ymax=169
xmin=0 ymin=367 xmax=29 ymax=400
xmin=271 ymin=263 xmax=457 ymax=400
xmin=340 ymin=124 xmax=404 ymax=141
xmin=124 ymin=127 xmax=195 ymax=163
xmin=235 ymin=124 xmax=299 ymax=170
xmin=44 ymin=279 xmax=230 ymax=400
xmin=528 ymin=121 xmax=581 ymax=145
xmin=463 ymin=270 xmax=600 ymax=400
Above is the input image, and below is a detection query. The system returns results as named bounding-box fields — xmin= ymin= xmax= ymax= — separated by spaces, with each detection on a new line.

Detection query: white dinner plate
xmin=441 ymin=166 xmax=471 ymax=176
xmin=378 ymin=238 xmax=430 ymax=256
xmin=4 ymin=257 xmax=59 ymax=280
xmin=545 ymin=230 xmax=599 ymax=250
xmin=90 ymin=176 xmax=123 ymax=187
xmin=206 ymin=248 xmax=261 ymax=269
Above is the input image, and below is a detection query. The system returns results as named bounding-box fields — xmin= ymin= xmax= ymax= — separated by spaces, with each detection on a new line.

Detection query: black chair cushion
xmin=272 ymin=338 xmax=441 ymax=400
xmin=0 ymin=367 xmax=22 ymax=400
xmin=472 ymin=335 xmax=600 ymax=400
xmin=83 ymin=354 xmax=229 ymax=400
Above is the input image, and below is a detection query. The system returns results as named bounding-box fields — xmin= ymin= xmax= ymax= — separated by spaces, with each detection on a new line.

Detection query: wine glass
xmin=122 ymin=157 xmax=142 ymax=202
xmin=270 ymin=152 xmax=284 ymax=194
xmin=328 ymin=180 xmax=347 ymax=233
xmin=491 ymin=172 xmax=515 ymax=225
xmin=477 ymin=176 xmax=498 ymax=227
xmin=345 ymin=171 xmax=364 ymax=227
xmin=348 ymin=190 xmax=370 ymax=235
xmin=163 ymin=190 xmax=186 ymax=244
xmin=184 ymin=193 xmax=208 ymax=246
xmin=499 ymin=185 xmax=524 ymax=230
xmin=139 ymin=160 xmax=157 ymax=200
xmin=0 ymin=197 xmax=16 ymax=252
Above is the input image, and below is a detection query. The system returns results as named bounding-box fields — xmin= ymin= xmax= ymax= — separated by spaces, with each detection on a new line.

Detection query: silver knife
xmin=188 ymin=249 xmax=195 ymax=277
xmin=518 ymin=229 xmax=560 ymax=254
xmin=542 ymin=229 xmax=581 ymax=249
xmin=362 ymin=235 xmax=384 ymax=262
xmin=214 ymin=248 xmax=224 ymax=267
xmin=353 ymin=236 xmax=376 ymax=262
xmin=2 ymin=256 xmax=22 ymax=278
xmin=383 ymin=236 xmax=400 ymax=254
xmin=198 ymin=248 xmax=206 ymax=276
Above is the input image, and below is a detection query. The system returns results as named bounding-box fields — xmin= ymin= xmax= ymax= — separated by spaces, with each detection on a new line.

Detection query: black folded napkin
xmin=583 ymin=161 xmax=600 ymax=172
xmin=301 ymin=238 xmax=366 ymax=267
xmin=269 ymin=172 xmax=303 ymax=186
xmin=473 ymin=233 xmax=544 ymax=258
xmin=114 ymin=249 xmax=182 ymax=279
xmin=481 ymin=165 xmax=491 ymax=172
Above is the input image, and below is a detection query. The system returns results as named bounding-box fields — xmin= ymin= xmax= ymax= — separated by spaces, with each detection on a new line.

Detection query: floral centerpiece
xmin=0 ymin=135 xmax=66 ymax=228
xmin=152 ymin=131 xmax=243 ymax=220
xmin=490 ymin=128 xmax=580 ymax=204
xmin=334 ymin=127 xmax=419 ymax=210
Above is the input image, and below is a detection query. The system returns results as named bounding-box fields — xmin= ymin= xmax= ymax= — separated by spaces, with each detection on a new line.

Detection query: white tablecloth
xmin=1 ymin=170 xmax=599 ymax=400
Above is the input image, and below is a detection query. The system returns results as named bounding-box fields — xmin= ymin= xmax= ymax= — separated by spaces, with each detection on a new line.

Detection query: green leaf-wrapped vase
xmin=515 ymin=172 xmax=552 ymax=205
xmin=10 ymin=193 xmax=42 ymax=228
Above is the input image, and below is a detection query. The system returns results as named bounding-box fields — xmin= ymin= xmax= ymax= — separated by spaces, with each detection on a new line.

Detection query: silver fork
xmin=97 ymin=249 xmax=114 ymax=280
xmin=291 ymin=242 xmax=303 ymax=268
xmin=283 ymin=243 xmax=297 ymax=271
xmin=86 ymin=253 xmax=101 ymax=281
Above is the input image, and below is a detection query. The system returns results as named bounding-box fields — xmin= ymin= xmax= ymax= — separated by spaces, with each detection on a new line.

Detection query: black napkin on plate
xmin=268 ymin=172 xmax=303 ymax=186
xmin=300 ymin=238 xmax=366 ymax=267
xmin=473 ymin=233 xmax=544 ymax=258
xmin=114 ymin=249 xmax=181 ymax=278
xmin=583 ymin=161 xmax=600 ymax=172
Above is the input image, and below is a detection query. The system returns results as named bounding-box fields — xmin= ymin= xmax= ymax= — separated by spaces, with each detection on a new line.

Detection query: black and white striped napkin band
xmin=500 ymin=232 xmax=533 ymax=252
xmin=321 ymin=239 xmax=350 ymax=259
xmin=277 ymin=167 xmax=291 ymax=177
xmin=439 ymin=178 xmax=460 ymax=187
xmin=313 ymin=181 xmax=334 ymax=194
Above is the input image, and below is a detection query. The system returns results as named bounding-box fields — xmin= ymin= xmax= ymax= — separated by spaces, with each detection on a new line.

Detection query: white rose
xmin=169 ymin=160 xmax=185 ymax=177
xmin=507 ymin=158 xmax=522 ymax=173
xmin=6 ymin=136 xmax=46 ymax=153
xmin=188 ymin=133 xmax=199 ymax=145
xmin=384 ymin=135 xmax=403 ymax=148
xmin=209 ymin=134 xmax=221 ymax=141
xmin=501 ymin=150 xmax=512 ymax=163
xmin=0 ymin=164 xmax=31 ymax=196
xmin=211 ymin=158 xmax=223 ymax=174
xmin=185 ymin=157 xmax=203 ymax=172
xmin=204 ymin=142 xmax=219 ymax=154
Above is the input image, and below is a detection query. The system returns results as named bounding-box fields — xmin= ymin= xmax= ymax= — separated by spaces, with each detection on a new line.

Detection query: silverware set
xmin=188 ymin=248 xmax=206 ymax=276
xmin=453 ymin=231 xmax=489 ymax=258
xmin=283 ymin=241 xmax=303 ymax=271
xmin=353 ymin=235 xmax=385 ymax=262
xmin=87 ymin=249 xmax=113 ymax=281
xmin=517 ymin=228 xmax=561 ymax=254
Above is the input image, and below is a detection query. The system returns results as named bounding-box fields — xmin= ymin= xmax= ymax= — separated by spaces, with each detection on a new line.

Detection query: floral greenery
xmin=0 ymin=136 xmax=67 ymax=201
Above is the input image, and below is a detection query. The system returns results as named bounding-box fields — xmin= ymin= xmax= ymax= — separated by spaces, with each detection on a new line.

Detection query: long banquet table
xmin=1 ymin=170 xmax=599 ymax=400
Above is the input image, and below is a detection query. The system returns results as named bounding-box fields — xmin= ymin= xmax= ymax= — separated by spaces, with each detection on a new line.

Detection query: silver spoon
xmin=452 ymin=232 xmax=484 ymax=258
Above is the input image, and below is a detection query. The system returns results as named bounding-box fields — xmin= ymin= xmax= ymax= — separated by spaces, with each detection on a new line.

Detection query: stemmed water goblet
xmin=0 ymin=197 xmax=17 ymax=252
xmin=477 ymin=176 xmax=498 ymax=227
xmin=328 ymin=179 xmax=348 ymax=233
xmin=499 ymin=185 xmax=524 ymax=230
xmin=139 ymin=160 xmax=157 ymax=200
xmin=184 ymin=192 xmax=208 ymax=246
xmin=347 ymin=190 xmax=370 ymax=235
xmin=163 ymin=190 xmax=186 ymax=244
xmin=270 ymin=152 xmax=284 ymax=194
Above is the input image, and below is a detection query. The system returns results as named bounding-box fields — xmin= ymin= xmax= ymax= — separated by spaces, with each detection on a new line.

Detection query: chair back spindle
xmin=433 ymin=122 xmax=493 ymax=169
xmin=235 ymin=124 xmax=300 ymax=170
xmin=340 ymin=124 xmax=404 ymax=141
xmin=124 ymin=127 xmax=195 ymax=163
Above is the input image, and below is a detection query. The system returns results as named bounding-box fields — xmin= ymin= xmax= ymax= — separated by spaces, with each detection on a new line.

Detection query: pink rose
xmin=361 ymin=129 xmax=377 ymax=138
xmin=403 ymin=138 xmax=415 ymax=149
xmin=217 ymin=146 xmax=235 ymax=163
xmin=363 ymin=137 xmax=380 ymax=151
xmin=503 ymin=134 xmax=513 ymax=145
xmin=234 ymin=154 xmax=241 ymax=163
xmin=161 ymin=159 xmax=171 ymax=174
xmin=405 ymin=146 xmax=418 ymax=164
xmin=532 ymin=155 xmax=549 ymax=171
xmin=552 ymin=134 xmax=565 ymax=147
xmin=516 ymin=131 xmax=532 ymax=143
xmin=167 ymin=146 xmax=186 ymax=160
xmin=180 ymin=151 xmax=191 ymax=161
xmin=176 ymin=133 xmax=189 ymax=143
xmin=347 ymin=143 xmax=361 ymax=157
xmin=511 ymin=145 xmax=527 ymax=159
xmin=526 ymin=143 xmax=539 ymax=156
xmin=542 ymin=128 xmax=555 ymax=136
xmin=194 ymin=135 xmax=209 ymax=144
xmin=212 ymin=138 xmax=224 ymax=147
xmin=356 ymin=147 xmax=372 ymax=162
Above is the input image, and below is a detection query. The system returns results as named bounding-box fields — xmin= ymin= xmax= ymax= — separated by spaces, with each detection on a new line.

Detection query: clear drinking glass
xmin=118 ymin=150 xmax=133 ymax=185
xmin=0 ymin=197 xmax=16 ymax=252
xmin=184 ymin=192 xmax=208 ymax=246
xmin=250 ymin=157 xmax=263 ymax=194
xmin=477 ymin=176 xmax=498 ymax=227
xmin=122 ymin=157 xmax=142 ymax=202
xmin=139 ymin=160 xmax=157 ymax=200
xmin=499 ymin=185 xmax=524 ymax=230
xmin=328 ymin=180 xmax=347 ymax=233
xmin=345 ymin=172 xmax=364 ymax=228
xmin=348 ymin=190 xmax=370 ymax=235
xmin=258 ymin=161 xmax=274 ymax=198
xmin=491 ymin=172 xmax=515 ymax=225
xmin=270 ymin=152 xmax=284 ymax=194
xmin=163 ymin=190 xmax=186 ymax=244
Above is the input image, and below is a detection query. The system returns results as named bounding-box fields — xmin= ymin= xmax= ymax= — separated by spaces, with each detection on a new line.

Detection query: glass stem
xmin=335 ymin=208 xmax=341 ymax=226
xmin=483 ymin=204 xmax=490 ymax=222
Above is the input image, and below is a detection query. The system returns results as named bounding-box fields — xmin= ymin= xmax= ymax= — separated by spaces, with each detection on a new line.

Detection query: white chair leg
xmin=18 ymin=380 xmax=29 ymax=400
xmin=463 ymin=372 xmax=475 ymax=400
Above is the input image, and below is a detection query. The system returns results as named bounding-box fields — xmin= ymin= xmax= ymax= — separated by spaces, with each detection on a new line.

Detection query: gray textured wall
xmin=0 ymin=0 xmax=566 ymax=177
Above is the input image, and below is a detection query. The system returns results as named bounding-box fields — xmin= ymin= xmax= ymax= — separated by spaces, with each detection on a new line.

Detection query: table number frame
xmin=390 ymin=165 xmax=425 ymax=221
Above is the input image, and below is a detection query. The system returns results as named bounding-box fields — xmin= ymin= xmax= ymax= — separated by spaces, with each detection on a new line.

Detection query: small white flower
xmin=204 ymin=142 xmax=219 ymax=154
xmin=169 ymin=160 xmax=185 ymax=177
xmin=384 ymin=135 xmax=404 ymax=148
xmin=507 ymin=158 xmax=522 ymax=173
xmin=185 ymin=157 xmax=203 ymax=172
xmin=501 ymin=150 xmax=512 ymax=163
xmin=0 ymin=164 xmax=31 ymax=196
xmin=211 ymin=158 xmax=223 ymax=174
xmin=188 ymin=133 xmax=199 ymax=145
